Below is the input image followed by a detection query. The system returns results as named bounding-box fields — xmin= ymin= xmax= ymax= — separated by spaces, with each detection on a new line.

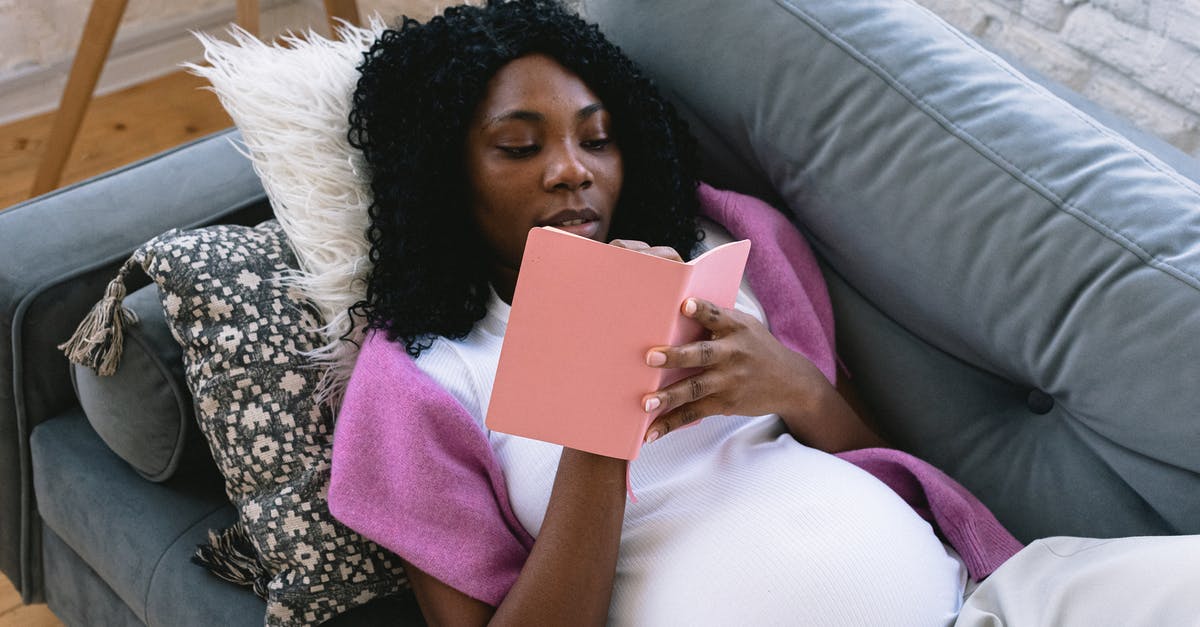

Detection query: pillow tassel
xmin=192 ymin=521 xmax=271 ymax=599
xmin=59 ymin=254 xmax=142 ymax=376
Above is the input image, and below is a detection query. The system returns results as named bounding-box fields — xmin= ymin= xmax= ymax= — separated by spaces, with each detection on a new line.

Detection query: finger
xmin=681 ymin=297 xmax=741 ymax=335
xmin=644 ymin=246 xmax=683 ymax=262
xmin=608 ymin=239 xmax=650 ymax=251
xmin=644 ymin=397 xmax=725 ymax=443
xmin=642 ymin=371 xmax=722 ymax=417
xmin=610 ymin=239 xmax=683 ymax=262
xmin=645 ymin=338 xmax=727 ymax=369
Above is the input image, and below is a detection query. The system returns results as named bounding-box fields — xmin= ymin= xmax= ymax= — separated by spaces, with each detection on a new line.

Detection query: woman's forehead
xmin=476 ymin=53 xmax=604 ymax=120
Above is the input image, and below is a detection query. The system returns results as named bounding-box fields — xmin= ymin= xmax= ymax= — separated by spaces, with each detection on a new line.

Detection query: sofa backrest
xmin=0 ymin=129 xmax=269 ymax=600
xmin=584 ymin=0 xmax=1200 ymax=542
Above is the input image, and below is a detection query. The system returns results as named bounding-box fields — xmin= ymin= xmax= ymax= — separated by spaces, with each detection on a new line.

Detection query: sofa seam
xmin=35 ymin=494 xmax=149 ymax=623
xmin=772 ymin=0 xmax=1200 ymax=295
xmin=143 ymin=503 xmax=233 ymax=626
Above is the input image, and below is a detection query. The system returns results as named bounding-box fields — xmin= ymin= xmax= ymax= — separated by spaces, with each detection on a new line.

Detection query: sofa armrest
xmin=0 ymin=128 xmax=270 ymax=601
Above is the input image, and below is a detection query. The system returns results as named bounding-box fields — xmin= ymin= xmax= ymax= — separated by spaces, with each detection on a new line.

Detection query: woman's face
xmin=464 ymin=53 xmax=624 ymax=300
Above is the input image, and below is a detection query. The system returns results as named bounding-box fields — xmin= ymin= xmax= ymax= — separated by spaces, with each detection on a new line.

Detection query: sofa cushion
xmin=35 ymin=412 xmax=423 ymax=626
xmin=42 ymin=525 xmax=148 ymax=627
xmin=584 ymin=0 xmax=1200 ymax=541
xmin=31 ymin=409 xmax=236 ymax=625
xmin=71 ymin=283 xmax=201 ymax=482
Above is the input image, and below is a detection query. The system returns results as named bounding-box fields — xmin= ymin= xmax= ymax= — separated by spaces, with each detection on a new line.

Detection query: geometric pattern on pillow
xmin=135 ymin=220 xmax=406 ymax=625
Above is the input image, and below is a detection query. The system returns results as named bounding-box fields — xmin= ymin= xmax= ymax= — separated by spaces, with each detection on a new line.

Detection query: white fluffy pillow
xmin=186 ymin=22 xmax=384 ymax=406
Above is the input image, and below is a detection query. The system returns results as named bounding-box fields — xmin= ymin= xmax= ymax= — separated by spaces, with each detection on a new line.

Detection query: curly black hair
xmin=348 ymin=0 xmax=702 ymax=357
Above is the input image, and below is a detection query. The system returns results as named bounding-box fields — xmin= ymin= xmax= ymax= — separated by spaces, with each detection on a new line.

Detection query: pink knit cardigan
xmin=328 ymin=184 xmax=1023 ymax=605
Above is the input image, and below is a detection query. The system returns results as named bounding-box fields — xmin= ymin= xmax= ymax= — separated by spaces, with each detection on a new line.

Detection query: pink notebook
xmin=485 ymin=227 xmax=751 ymax=460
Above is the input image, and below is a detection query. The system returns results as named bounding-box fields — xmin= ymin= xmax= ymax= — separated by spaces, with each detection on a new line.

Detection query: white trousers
xmin=956 ymin=535 xmax=1200 ymax=626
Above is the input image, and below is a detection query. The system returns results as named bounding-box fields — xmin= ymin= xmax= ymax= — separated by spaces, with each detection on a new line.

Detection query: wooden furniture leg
xmin=29 ymin=0 xmax=129 ymax=197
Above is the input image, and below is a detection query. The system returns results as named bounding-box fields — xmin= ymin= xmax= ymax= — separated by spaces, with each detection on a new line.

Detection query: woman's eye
xmin=496 ymin=144 xmax=535 ymax=156
xmin=582 ymin=138 xmax=612 ymax=151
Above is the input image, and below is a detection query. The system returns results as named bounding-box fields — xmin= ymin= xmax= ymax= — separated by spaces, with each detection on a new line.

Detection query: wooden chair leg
xmin=236 ymin=0 xmax=259 ymax=36
xmin=30 ymin=0 xmax=130 ymax=197
xmin=323 ymin=0 xmax=361 ymax=36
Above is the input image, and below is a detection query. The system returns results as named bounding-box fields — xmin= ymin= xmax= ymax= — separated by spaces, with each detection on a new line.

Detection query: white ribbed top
xmin=415 ymin=221 xmax=966 ymax=625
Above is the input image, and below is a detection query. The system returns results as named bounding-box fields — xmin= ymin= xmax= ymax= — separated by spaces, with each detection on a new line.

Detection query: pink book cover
xmin=485 ymin=227 xmax=751 ymax=460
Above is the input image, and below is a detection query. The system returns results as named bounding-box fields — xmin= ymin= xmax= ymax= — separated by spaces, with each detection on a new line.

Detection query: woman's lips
xmin=540 ymin=208 xmax=602 ymax=239
xmin=548 ymin=218 xmax=602 ymax=239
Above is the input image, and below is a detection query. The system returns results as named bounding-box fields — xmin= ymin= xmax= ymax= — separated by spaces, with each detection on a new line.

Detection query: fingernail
xmin=646 ymin=351 xmax=666 ymax=367
xmin=645 ymin=430 xmax=661 ymax=444
xmin=644 ymin=397 xmax=661 ymax=413
xmin=684 ymin=299 xmax=697 ymax=316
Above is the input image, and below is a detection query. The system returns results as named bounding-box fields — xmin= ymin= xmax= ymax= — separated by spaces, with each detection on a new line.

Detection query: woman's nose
xmin=543 ymin=143 xmax=593 ymax=191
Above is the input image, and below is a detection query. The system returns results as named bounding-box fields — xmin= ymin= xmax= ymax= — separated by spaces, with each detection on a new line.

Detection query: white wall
xmin=913 ymin=0 xmax=1200 ymax=158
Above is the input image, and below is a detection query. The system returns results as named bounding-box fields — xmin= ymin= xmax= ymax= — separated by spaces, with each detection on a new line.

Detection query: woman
xmin=337 ymin=1 xmax=986 ymax=624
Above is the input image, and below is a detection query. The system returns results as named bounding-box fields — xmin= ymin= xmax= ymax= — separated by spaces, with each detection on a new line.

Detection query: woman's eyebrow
xmin=484 ymin=103 xmax=605 ymax=128
xmin=485 ymin=110 xmax=543 ymax=127
xmin=577 ymin=102 xmax=605 ymax=120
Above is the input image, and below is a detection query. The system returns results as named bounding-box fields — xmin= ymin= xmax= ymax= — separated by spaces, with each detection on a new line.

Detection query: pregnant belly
xmin=609 ymin=431 xmax=966 ymax=626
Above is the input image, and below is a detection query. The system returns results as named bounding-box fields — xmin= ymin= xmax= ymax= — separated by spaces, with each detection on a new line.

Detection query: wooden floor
xmin=0 ymin=571 xmax=61 ymax=627
xmin=0 ymin=70 xmax=233 ymax=211
xmin=0 ymin=68 xmax=232 ymax=625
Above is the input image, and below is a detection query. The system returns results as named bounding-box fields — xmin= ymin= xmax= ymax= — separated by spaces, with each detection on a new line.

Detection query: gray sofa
xmin=2 ymin=0 xmax=1198 ymax=624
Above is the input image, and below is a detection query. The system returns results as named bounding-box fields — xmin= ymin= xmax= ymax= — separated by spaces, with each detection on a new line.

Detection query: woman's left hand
xmin=641 ymin=297 xmax=831 ymax=442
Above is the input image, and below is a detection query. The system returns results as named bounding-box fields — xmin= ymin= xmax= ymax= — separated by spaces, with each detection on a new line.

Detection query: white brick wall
xmin=913 ymin=0 xmax=1200 ymax=158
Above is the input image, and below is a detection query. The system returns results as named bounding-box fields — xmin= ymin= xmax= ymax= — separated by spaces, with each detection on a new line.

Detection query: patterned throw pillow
xmin=64 ymin=220 xmax=406 ymax=625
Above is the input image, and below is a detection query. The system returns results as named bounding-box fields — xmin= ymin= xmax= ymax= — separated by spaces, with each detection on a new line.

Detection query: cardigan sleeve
xmin=328 ymin=331 xmax=533 ymax=606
